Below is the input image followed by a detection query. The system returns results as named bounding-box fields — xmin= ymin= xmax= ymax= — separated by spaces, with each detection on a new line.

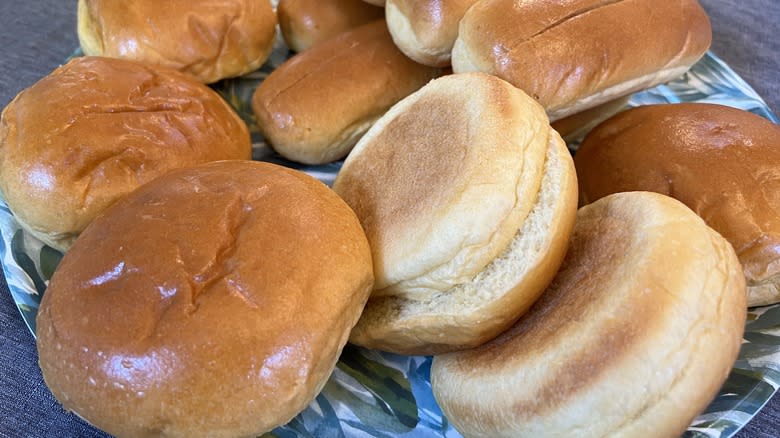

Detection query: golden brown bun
xmin=362 ymin=0 xmax=386 ymax=5
xmin=77 ymin=0 xmax=277 ymax=83
xmin=432 ymin=192 xmax=746 ymax=437
xmin=385 ymin=0 xmax=480 ymax=67
xmin=0 ymin=57 xmax=251 ymax=252
xmin=452 ymin=0 xmax=711 ymax=120
xmin=575 ymin=103 xmax=780 ymax=306
xmin=334 ymin=73 xmax=577 ymax=354
xmin=36 ymin=161 xmax=374 ymax=438
xmin=278 ymin=0 xmax=384 ymax=52
xmin=252 ymin=20 xmax=443 ymax=165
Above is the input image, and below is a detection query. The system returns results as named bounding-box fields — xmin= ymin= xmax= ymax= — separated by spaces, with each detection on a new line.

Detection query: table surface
xmin=0 ymin=1 xmax=778 ymax=437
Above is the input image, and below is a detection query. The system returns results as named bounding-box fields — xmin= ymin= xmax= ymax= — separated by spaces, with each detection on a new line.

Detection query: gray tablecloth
xmin=0 ymin=0 xmax=777 ymax=437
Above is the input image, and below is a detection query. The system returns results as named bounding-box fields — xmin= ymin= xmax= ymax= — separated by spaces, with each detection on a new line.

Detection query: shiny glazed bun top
xmin=575 ymin=103 xmax=780 ymax=306
xmin=36 ymin=161 xmax=374 ymax=438
xmin=0 ymin=56 xmax=251 ymax=251
xmin=77 ymin=0 xmax=277 ymax=83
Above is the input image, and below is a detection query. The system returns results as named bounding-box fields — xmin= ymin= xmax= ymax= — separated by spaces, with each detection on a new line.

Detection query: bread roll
xmin=432 ymin=192 xmax=746 ymax=438
xmin=333 ymin=73 xmax=578 ymax=354
xmin=77 ymin=0 xmax=277 ymax=83
xmin=452 ymin=0 xmax=711 ymax=120
xmin=36 ymin=161 xmax=374 ymax=438
xmin=0 ymin=57 xmax=251 ymax=251
xmin=278 ymin=0 xmax=384 ymax=52
xmin=252 ymin=20 xmax=443 ymax=165
xmin=385 ymin=0 xmax=480 ymax=67
xmin=550 ymin=95 xmax=630 ymax=142
xmin=575 ymin=103 xmax=780 ymax=306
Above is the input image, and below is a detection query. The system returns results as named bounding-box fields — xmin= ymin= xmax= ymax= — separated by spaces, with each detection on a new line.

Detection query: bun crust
xmin=385 ymin=0 xmax=480 ymax=67
xmin=0 ymin=57 xmax=251 ymax=251
xmin=77 ymin=0 xmax=277 ymax=83
xmin=452 ymin=0 xmax=711 ymax=120
xmin=432 ymin=192 xmax=746 ymax=437
xmin=252 ymin=20 xmax=442 ymax=164
xmin=36 ymin=161 xmax=374 ymax=438
xmin=575 ymin=103 xmax=780 ymax=306
xmin=278 ymin=0 xmax=384 ymax=53
xmin=334 ymin=73 xmax=577 ymax=354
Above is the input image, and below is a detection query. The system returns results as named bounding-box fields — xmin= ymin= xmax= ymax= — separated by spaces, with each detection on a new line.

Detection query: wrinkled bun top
xmin=334 ymin=73 xmax=549 ymax=298
xmin=432 ymin=192 xmax=746 ymax=437
xmin=77 ymin=0 xmax=277 ymax=83
xmin=575 ymin=103 xmax=780 ymax=306
xmin=36 ymin=161 xmax=374 ymax=438
xmin=0 ymin=56 xmax=251 ymax=251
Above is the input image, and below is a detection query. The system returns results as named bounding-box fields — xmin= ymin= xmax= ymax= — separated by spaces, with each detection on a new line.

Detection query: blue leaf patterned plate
xmin=1 ymin=39 xmax=778 ymax=438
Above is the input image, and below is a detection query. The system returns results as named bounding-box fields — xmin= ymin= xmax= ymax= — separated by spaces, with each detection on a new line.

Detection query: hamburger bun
xmin=252 ymin=20 xmax=443 ymax=165
xmin=0 ymin=56 xmax=251 ymax=251
xmin=77 ymin=0 xmax=277 ymax=83
xmin=452 ymin=0 xmax=712 ymax=120
xmin=333 ymin=73 xmax=578 ymax=354
xmin=575 ymin=103 xmax=780 ymax=306
xmin=277 ymin=0 xmax=384 ymax=52
xmin=385 ymin=0 xmax=481 ymax=67
xmin=36 ymin=160 xmax=374 ymax=438
xmin=432 ymin=192 xmax=746 ymax=437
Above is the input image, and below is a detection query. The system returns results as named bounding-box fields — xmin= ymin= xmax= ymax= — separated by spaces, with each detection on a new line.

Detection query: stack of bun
xmin=0 ymin=0 xmax=770 ymax=436
xmin=334 ymin=73 xmax=578 ymax=355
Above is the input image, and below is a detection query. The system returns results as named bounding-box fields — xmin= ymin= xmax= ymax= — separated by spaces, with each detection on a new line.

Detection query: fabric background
xmin=0 ymin=0 xmax=777 ymax=436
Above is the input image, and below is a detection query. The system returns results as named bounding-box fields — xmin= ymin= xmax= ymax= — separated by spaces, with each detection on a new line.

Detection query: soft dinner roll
xmin=575 ymin=103 xmax=780 ymax=306
xmin=550 ymin=95 xmax=630 ymax=142
xmin=278 ymin=0 xmax=384 ymax=52
xmin=252 ymin=20 xmax=443 ymax=165
xmin=432 ymin=192 xmax=746 ymax=438
xmin=333 ymin=73 xmax=578 ymax=355
xmin=385 ymin=0 xmax=481 ymax=67
xmin=77 ymin=0 xmax=277 ymax=83
xmin=0 ymin=57 xmax=251 ymax=251
xmin=452 ymin=0 xmax=711 ymax=120
xmin=36 ymin=161 xmax=374 ymax=438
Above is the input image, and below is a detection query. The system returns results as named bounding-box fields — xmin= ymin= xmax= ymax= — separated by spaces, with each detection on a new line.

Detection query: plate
xmin=1 ymin=41 xmax=779 ymax=438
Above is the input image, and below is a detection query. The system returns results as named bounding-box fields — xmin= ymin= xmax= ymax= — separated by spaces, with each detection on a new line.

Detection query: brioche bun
xmin=277 ymin=0 xmax=384 ymax=52
xmin=452 ymin=0 xmax=711 ymax=120
xmin=0 ymin=56 xmax=251 ymax=251
xmin=432 ymin=192 xmax=746 ymax=437
xmin=333 ymin=73 xmax=577 ymax=354
xmin=252 ymin=20 xmax=442 ymax=165
xmin=575 ymin=103 xmax=780 ymax=306
xmin=36 ymin=160 xmax=374 ymax=438
xmin=77 ymin=0 xmax=277 ymax=83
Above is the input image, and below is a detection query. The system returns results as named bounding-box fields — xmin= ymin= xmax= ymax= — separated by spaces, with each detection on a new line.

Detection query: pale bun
xmin=36 ymin=161 xmax=374 ymax=438
xmin=0 ymin=56 xmax=251 ymax=252
xmin=575 ymin=103 xmax=780 ymax=306
xmin=278 ymin=0 xmax=384 ymax=52
xmin=77 ymin=0 xmax=277 ymax=83
xmin=252 ymin=20 xmax=442 ymax=165
xmin=452 ymin=0 xmax=711 ymax=120
xmin=432 ymin=192 xmax=746 ymax=437
xmin=334 ymin=73 xmax=577 ymax=354
xmin=385 ymin=0 xmax=480 ymax=67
